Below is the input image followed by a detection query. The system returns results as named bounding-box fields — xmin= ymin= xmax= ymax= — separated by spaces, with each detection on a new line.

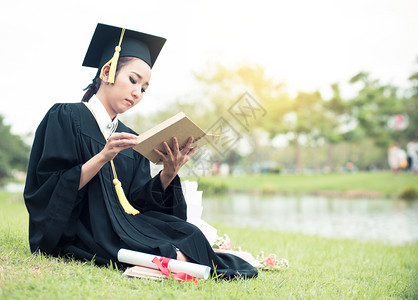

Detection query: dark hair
xmin=81 ymin=56 xmax=136 ymax=102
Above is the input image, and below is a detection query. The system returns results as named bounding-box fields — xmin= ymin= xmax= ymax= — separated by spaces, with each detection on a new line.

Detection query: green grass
xmin=195 ymin=171 xmax=418 ymax=198
xmin=1 ymin=191 xmax=417 ymax=299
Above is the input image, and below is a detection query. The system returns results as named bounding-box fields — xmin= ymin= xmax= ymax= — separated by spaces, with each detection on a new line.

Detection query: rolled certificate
xmin=117 ymin=248 xmax=211 ymax=280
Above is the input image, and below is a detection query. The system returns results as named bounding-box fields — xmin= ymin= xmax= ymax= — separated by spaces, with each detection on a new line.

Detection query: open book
xmin=133 ymin=112 xmax=218 ymax=164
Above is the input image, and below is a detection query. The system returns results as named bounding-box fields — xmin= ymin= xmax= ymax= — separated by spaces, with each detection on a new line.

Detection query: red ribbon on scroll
xmin=152 ymin=256 xmax=198 ymax=285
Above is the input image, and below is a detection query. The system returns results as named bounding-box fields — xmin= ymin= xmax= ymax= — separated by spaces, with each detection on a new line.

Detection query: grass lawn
xmin=1 ymin=190 xmax=417 ymax=299
xmin=195 ymin=171 xmax=418 ymax=198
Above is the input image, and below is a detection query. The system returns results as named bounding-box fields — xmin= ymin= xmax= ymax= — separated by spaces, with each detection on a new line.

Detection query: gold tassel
xmin=85 ymin=103 xmax=138 ymax=215
xmin=113 ymin=178 xmax=140 ymax=215
xmin=100 ymin=28 xmax=126 ymax=84
xmin=107 ymin=45 xmax=120 ymax=84
xmin=110 ymin=160 xmax=139 ymax=215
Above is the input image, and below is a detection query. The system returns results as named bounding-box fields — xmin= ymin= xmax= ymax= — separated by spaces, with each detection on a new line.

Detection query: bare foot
xmin=176 ymin=250 xmax=189 ymax=262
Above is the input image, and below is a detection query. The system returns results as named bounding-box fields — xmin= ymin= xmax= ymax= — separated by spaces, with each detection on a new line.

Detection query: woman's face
xmin=100 ymin=57 xmax=152 ymax=118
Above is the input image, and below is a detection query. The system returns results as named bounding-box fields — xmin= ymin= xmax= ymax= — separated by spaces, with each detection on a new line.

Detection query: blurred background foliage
xmin=125 ymin=57 xmax=418 ymax=175
xmin=1 ymin=58 xmax=417 ymax=180
xmin=0 ymin=115 xmax=30 ymax=181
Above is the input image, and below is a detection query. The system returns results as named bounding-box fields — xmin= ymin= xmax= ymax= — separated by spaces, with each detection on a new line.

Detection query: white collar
xmin=84 ymin=94 xmax=118 ymax=139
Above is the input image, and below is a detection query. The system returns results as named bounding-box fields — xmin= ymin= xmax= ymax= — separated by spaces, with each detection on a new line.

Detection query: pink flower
xmin=215 ymin=234 xmax=232 ymax=250
xmin=219 ymin=241 xmax=232 ymax=250
xmin=263 ymin=254 xmax=277 ymax=268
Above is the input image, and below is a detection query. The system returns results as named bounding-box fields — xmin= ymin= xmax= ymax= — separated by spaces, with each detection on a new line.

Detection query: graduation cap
xmin=82 ymin=23 xmax=166 ymax=83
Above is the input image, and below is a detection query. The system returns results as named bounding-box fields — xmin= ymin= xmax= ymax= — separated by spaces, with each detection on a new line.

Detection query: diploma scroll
xmin=117 ymin=248 xmax=211 ymax=280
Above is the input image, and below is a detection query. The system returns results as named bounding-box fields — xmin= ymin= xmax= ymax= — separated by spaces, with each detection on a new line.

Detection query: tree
xmin=0 ymin=115 xmax=30 ymax=180
xmin=349 ymin=72 xmax=409 ymax=148
xmin=406 ymin=59 xmax=418 ymax=140
xmin=283 ymin=91 xmax=329 ymax=172
xmin=321 ymin=83 xmax=358 ymax=171
xmin=193 ymin=63 xmax=288 ymax=167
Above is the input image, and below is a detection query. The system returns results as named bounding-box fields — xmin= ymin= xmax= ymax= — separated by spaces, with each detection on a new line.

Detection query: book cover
xmin=123 ymin=265 xmax=170 ymax=280
xmin=133 ymin=112 xmax=217 ymax=164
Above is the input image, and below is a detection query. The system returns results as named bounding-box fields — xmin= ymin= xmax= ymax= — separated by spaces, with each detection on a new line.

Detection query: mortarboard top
xmin=82 ymin=23 xmax=166 ymax=82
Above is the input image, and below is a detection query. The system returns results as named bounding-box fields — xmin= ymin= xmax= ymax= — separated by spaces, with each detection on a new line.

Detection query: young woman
xmin=23 ymin=23 xmax=257 ymax=279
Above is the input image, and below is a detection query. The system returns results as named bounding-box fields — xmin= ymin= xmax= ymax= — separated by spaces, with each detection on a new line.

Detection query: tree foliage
xmin=128 ymin=59 xmax=418 ymax=173
xmin=0 ymin=115 xmax=30 ymax=180
xmin=406 ymin=67 xmax=418 ymax=140
xmin=348 ymin=72 xmax=410 ymax=148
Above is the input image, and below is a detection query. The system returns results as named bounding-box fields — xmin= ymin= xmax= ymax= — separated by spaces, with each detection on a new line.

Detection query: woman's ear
xmin=101 ymin=64 xmax=111 ymax=83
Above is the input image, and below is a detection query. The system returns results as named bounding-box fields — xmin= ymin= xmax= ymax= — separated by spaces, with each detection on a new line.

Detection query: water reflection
xmin=2 ymin=182 xmax=25 ymax=193
xmin=202 ymin=194 xmax=418 ymax=245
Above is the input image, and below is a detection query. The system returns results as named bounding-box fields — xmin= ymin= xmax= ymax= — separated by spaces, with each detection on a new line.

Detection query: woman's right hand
xmin=79 ymin=132 xmax=138 ymax=190
xmin=99 ymin=132 xmax=139 ymax=162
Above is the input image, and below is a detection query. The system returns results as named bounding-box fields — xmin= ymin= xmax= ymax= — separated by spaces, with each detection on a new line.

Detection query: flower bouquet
xmin=212 ymin=234 xmax=289 ymax=271
xmin=256 ymin=251 xmax=289 ymax=271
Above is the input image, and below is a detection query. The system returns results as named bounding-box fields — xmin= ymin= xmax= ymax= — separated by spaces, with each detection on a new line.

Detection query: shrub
xmin=398 ymin=186 xmax=418 ymax=201
xmin=197 ymin=179 xmax=228 ymax=194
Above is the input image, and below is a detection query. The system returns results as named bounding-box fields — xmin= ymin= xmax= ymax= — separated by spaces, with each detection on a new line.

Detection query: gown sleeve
xmin=128 ymin=152 xmax=187 ymax=220
xmin=24 ymin=104 xmax=83 ymax=254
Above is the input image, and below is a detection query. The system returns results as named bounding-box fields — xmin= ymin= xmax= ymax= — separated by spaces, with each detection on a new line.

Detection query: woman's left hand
xmin=154 ymin=136 xmax=198 ymax=189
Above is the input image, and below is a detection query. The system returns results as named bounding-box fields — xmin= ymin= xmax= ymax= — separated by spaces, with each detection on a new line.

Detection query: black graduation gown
xmin=24 ymin=102 xmax=257 ymax=279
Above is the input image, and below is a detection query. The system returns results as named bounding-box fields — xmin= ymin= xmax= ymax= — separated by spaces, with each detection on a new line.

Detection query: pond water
xmin=201 ymin=193 xmax=418 ymax=245
xmin=2 ymin=182 xmax=25 ymax=193
xmin=4 ymin=182 xmax=417 ymax=245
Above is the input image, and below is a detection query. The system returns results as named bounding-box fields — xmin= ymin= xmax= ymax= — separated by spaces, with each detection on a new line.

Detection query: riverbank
xmin=5 ymin=171 xmax=417 ymax=199
xmin=1 ymin=191 xmax=417 ymax=299
xmin=193 ymin=171 xmax=418 ymax=199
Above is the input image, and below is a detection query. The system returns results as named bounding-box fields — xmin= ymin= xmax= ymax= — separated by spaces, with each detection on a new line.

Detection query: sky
xmin=1 ymin=0 xmax=417 ymax=136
